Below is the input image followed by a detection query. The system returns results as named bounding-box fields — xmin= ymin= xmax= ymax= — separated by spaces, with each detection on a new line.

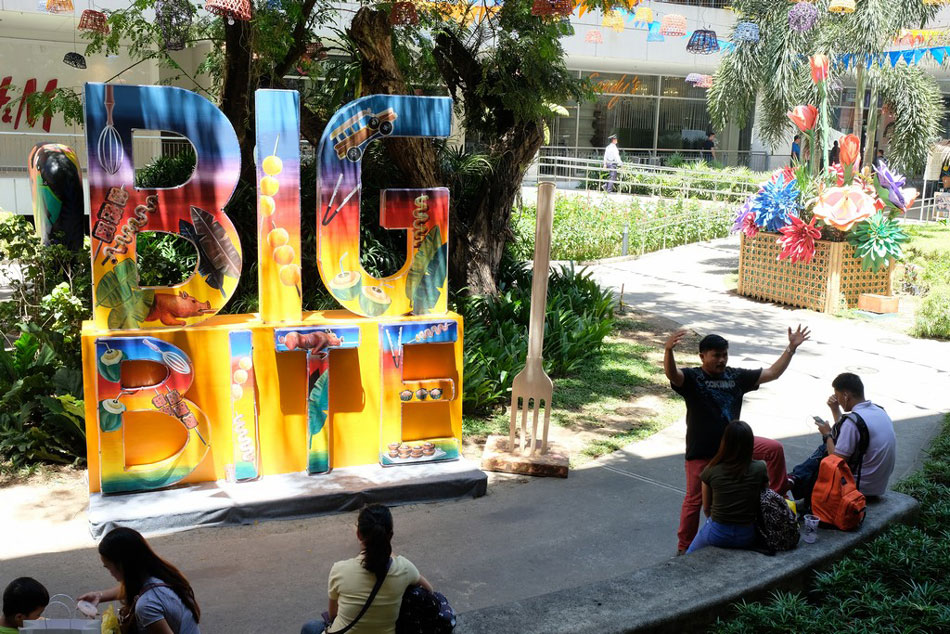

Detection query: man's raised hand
xmin=787 ymin=324 xmax=811 ymax=351
xmin=665 ymin=329 xmax=688 ymax=351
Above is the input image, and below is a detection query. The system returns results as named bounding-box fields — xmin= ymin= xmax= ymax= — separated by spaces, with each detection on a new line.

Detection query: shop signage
xmin=0 ymin=76 xmax=59 ymax=132
xmin=589 ymin=72 xmax=643 ymax=109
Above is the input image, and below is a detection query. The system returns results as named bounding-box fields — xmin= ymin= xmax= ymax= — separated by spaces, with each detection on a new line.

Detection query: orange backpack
xmin=811 ymin=455 xmax=866 ymax=531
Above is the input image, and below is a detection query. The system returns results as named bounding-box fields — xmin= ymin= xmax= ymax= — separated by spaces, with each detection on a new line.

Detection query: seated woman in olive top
xmin=687 ymin=420 xmax=769 ymax=553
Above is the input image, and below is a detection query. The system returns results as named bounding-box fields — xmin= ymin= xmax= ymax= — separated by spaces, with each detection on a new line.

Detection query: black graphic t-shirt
xmin=672 ymin=366 xmax=762 ymax=460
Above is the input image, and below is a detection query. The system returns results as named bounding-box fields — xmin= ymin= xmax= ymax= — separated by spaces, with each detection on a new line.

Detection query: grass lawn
xmin=462 ymin=311 xmax=687 ymax=467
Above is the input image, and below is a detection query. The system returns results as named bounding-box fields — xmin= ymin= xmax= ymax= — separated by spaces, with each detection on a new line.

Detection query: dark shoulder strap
xmin=843 ymin=412 xmax=870 ymax=489
xmin=327 ymin=561 xmax=390 ymax=634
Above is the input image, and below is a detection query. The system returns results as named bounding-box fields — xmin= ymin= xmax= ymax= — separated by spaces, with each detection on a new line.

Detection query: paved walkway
xmin=3 ymin=237 xmax=949 ymax=633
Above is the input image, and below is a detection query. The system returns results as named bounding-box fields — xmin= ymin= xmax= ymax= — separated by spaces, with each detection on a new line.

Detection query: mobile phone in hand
xmin=813 ymin=416 xmax=827 ymax=426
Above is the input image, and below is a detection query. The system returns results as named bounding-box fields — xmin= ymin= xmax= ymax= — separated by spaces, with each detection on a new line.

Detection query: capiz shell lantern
xmin=205 ymin=0 xmax=251 ymax=23
xmin=78 ymin=9 xmax=110 ymax=34
xmin=829 ymin=0 xmax=856 ymax=13
xmin=660 ymin=14 xmax=687 ymax=37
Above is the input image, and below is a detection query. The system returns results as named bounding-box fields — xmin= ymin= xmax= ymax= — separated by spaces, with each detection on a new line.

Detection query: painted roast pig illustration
xmin=146 ymin=291 xmax=215 ymax=326
xmin=280 ymin=331 xmax=342 ymax=353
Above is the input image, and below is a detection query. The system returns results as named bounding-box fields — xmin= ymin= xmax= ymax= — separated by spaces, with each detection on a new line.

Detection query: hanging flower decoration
xmin=788 ymin=2 xmax=818 ymax=33
xmin=777 ymin=216 xmax=822 ymax=263
xmin=787 ymin=105 xmax=817 ymax=132
xmin=846 ymin=212 xmax=909 ymax=272
xmin=809 ymin=54 xmax=829 ymax=84
xmin=811 ymin=185 xmax=876 ymax=231
xmin=750 ymin=177 xmax=800 ymax=232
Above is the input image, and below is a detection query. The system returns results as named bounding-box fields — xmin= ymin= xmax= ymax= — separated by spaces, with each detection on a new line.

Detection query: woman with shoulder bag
xmin=686 ymin=420 xmax=769 ymax=553
xmin=78 ymin=527 xmax=200 ymax=634
xmin=302 ymin=504 xmax=434 ymax=634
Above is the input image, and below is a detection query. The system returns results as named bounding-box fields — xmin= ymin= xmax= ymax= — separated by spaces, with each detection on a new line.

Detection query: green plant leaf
xmin=307 ymin=371 xmax=329 ymax=437
xmin=406 ymin=225 xmax=444 ymax=302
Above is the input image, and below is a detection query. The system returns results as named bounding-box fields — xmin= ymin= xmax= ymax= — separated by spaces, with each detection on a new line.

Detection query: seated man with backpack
xmin=787 ymin=373 xmax=897 ymax=511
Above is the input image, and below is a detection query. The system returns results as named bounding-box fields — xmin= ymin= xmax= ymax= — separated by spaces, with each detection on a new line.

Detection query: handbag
xmin=396 ymin=585 xmax=456 ymax=634
xmin=22 ymin=595 xmax=101 ymax=634
xmin=326 ymin=564 xmax=389 ymax=634
xmin=118 ymin=583 xmax=171 ymax=634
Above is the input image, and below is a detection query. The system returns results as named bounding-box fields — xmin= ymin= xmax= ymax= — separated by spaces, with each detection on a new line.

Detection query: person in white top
xmin=602 ymin=134 xmax=622 ymax=192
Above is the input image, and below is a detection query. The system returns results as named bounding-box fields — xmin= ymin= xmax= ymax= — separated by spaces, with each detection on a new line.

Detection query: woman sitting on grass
xmin=687 ymin=420 xmax=769 ymax=553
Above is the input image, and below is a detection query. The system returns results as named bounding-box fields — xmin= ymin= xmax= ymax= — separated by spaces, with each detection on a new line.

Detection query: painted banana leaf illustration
xmin=97 ymin=259 xmax=154 ymax=329
xmin=184 ymin=206 xmax=241 ymax=294
xmin=307 ymin=371 xmax=330 ymax=437
xmin=405 ymin=225 xmax=447 ymax=314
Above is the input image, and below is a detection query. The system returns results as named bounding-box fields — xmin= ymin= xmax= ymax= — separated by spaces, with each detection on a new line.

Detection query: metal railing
xmin=526 ymin=154 xmax=762 ymax=202
xmin=536 ymin=145 xmax=774 ymax=171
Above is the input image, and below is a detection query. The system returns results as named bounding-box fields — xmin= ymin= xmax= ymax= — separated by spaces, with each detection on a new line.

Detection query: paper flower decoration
xmin=809 ymin=54 xmax=829 ymax=84
xmin=787 ymin=105 xmax=818 ymax=132
xmin=847 ymin=211 xmax=908 ymax=272
xmin=751 ymin=178 xmax=800 ymax=232
xmin=777 ymin=216 xmax=822 ymax=263
xmin=874 ymin=163 xmax=917 ymax=211
xmin=734 ymin=209 xmax=759 ymax=238
xmin=812 ymin=185 xmax=876 ymax=231
xmin=839 ymin=134 xmax=860 ymax=167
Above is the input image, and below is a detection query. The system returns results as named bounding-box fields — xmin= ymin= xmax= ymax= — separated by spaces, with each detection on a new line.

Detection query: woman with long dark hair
xmin=302 ymin=504 xmax=433 ymax=634
xmin=79 ymin=527 xmax=200 ymax=633
xmin=686 ymin=420 xmax=769 ymax=553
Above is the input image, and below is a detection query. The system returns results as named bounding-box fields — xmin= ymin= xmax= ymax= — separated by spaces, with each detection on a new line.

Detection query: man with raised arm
xmin=664 ymin=326 xmax=810 ymax=555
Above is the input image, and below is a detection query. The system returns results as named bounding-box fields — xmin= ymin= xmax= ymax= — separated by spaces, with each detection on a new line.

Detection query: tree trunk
xmin=852 ymin=65 xmax=866 ymax=143
xmin=219 ymin=18 xmax=256 ymax=187
xmin=863 ymin=82 xmax=881 ymax=168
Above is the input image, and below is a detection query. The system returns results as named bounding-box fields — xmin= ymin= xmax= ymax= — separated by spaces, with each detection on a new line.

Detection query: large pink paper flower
xmin=737 ymin=210 xmax=758 ymax=238
xmin=777 ymin=216 xmax=822 ymax=263
xmin=811 ymin=185 xmax=876 ymax=231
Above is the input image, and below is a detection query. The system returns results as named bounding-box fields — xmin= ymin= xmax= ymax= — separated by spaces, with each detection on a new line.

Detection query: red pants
xmin=677 ymin=436 xmax=787 ymax=552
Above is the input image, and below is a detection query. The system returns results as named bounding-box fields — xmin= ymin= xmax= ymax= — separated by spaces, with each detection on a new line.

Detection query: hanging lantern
xmin=205 ymin=0 xmax=251 ymax=23
xmin=552 ymin=0 xmax=574 ymax=17
xmin=603 ymin=10 xmax=625 ymax=33
xmin=660 ymin=14 xmax=687 ymax=37
xmin=156 ymin=0 xmax=193 ymax=51
xmin=788 ymin=2 xmax=818 ymax=32
xmin=585 ymin=29 xmax=604 ymax=44
xmin=78 ymin=9 xmax=109 ymax=34
xmin=531 ymin=0 xmax=555 ymax=17
xmin=46 ymin=0 xmax=74 ymax=14
xmin=390 ymin=1 xmax=418 ymax=25
xmin=695 ymin=74 xmax=713 ymax=88
xmin=634 ymin=6 xmax=653 ymax=24
xmin=647 ymin=21 xmax=664 ymax=42
xmin=828 ymin=0 xmax=856 ymax=13
xmin=734 ymin=21 xmax=759 ymax=43
xmin=63 ymin=52 xmax=86 ymax=69
xmin=685 ymin=73 xmax=703 ymax=84
xmin=687 ymin=29 xmax=719 ymax=54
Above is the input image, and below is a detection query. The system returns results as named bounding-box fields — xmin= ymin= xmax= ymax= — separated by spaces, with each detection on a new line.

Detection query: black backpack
xmin=755 ymin=488 xmax=800 ymax=554
xmin=396 ymin=585 xmax=456 ymax=634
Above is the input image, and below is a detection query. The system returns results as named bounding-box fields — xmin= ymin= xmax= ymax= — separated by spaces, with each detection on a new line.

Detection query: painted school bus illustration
xmin=332 ymin=107 xmax=397 ymax=161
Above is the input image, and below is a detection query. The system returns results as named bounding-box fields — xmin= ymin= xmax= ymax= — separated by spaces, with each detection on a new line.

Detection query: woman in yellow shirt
xmin=302 ymin=505 xmax=433 ymax=634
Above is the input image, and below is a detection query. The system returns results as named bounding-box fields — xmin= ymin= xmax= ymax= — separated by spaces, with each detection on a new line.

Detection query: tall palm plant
xmin=709 ymin=0 xmax=943 ymax=173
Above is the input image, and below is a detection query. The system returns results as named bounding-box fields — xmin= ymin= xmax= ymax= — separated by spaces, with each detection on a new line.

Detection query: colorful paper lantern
xmin=660 ymin=14 xmax=687 ymax=37
xmin=390 ymin=1 xmax=419 ymax=25
xmin=734 ymin=21 xmax=759 ymax=43
xmin=46 ymin=0 xmax=74 ymax=13
xmin=695 ymin=74 xmax=713 ymax=88
xmin=647 ymin=21 xmax=664 ymax=42
xmin=63 ymin=52 xmax=86 ymax=69
xmin=156 ymin=0 xmax=193 ymax=51
xmin=687 ymin=29 xmax=719 ymax=54
xmin=552 ymin=0 xmax=574 ymax=17
xmin=603 ymin=10 xmax=625 ymax=33
xmin=828 ymin=0 xmax=856 ymax=13
xmin=78 ymin=9 xmax=109 ymax=34
xmin=788 ymin=2 xmax=818 ymax=32
xmin=634 ymin=6 xmax=653 ymax=24
xmin=205 ymin=0 xmax=251 ymax=23
xmin=685 ymin=73 xmax=703 ymax=84
xmin=585 ymin=29 xmax=604 ymax=44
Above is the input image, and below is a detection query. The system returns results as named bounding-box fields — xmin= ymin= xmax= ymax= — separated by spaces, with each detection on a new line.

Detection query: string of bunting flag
xmin=838 ymin=46 xmax=950 ymax=69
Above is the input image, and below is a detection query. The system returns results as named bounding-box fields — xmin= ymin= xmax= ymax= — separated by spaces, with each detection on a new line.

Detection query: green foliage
xmin=902 ymin=224 xmax=950 ymax=340
xmin=0 ymin=328 xmax=86 ymax=468
xmin=456 ymin=259 xmax=615 ymax=414
xmin=510 ymin=196 xmax=736 ymax=262
xmin=712 ymin=414 xmax=950 ymax=634
xmin=603 ymin=163 xmax=761 ymax=201
xmin=913 ymin=285 xmax=950 ymax=340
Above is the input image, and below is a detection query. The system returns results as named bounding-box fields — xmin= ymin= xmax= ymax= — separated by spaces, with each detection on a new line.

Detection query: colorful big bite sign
xmin=80 ymin=84 xmax=462 ymax=495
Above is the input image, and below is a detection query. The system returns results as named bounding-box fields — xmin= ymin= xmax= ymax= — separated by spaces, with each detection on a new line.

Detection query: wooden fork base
xmin=480 ymin=435 xmax=569 ymax=478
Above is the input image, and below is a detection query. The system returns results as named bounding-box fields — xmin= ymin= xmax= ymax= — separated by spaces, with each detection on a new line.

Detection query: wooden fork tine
xmin=529 ymin=399 xmax=542 ymax=456
xmin=519 ymin=396 xmax=530 ymax=453
xmin=541 ymin=397 xmax=552 ymax=454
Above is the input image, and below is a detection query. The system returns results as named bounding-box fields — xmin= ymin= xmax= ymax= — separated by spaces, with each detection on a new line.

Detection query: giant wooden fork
xmin=509 ymin=182 xmax=555 ymax=456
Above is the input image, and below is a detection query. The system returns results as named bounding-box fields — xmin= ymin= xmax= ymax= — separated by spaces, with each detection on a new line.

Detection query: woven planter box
xmin=738 ymin=232 xmax=892 ymax=313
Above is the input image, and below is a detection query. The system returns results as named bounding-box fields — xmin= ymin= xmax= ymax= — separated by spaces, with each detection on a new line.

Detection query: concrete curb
xmin=455 ymin=492 xmax=919 ymax=634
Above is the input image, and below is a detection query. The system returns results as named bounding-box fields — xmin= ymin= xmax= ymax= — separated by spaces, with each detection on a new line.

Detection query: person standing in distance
xmin=664 ymin=326 xmax=810 ymax=555
xmin=791 ymin=135 xmax=801 ymax=163
xmin=702 ymin=132 xmax=718 ymax=163
xmin=602 ymin=134 xmax=622 ymax=193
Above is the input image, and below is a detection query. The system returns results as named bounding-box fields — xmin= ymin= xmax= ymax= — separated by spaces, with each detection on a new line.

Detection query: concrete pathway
xmin=3 ymin=236 xmax=948 ymax=633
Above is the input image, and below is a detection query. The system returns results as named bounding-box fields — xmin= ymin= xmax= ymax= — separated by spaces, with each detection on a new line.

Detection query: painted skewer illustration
xmin=397 ymin=326 xmax=403 ymax=368
xmin=386 ymin=329 xmax=399 ymax=368
xmin=322 ymin=182 xmax=361 ymax=226
xmin=98 ymin=84 xmax=123 ymax=175
xmin=321 ymin=173 xmax=343 ymax=225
